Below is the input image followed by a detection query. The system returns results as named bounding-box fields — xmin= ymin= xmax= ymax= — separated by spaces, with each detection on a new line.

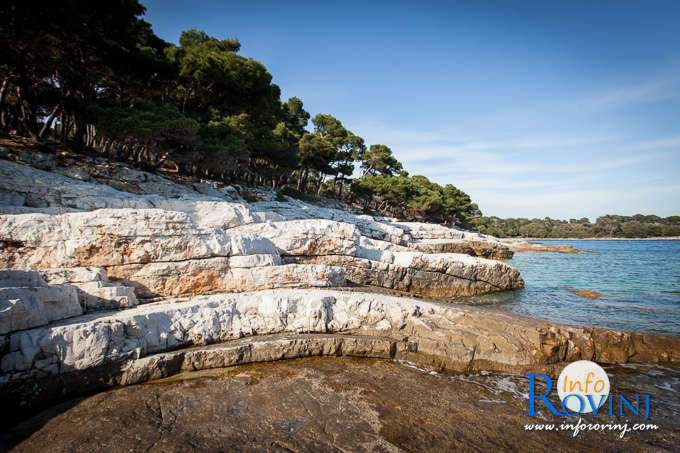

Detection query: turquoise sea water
xmin=477 ymin=240 xmax=680 ymax=337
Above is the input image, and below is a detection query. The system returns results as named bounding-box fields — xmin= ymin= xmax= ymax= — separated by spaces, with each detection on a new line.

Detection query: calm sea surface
xmin=474 ymin=240 xmax=680 ymax=337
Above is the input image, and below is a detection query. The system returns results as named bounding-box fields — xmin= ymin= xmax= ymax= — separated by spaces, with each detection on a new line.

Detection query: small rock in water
xmin=570 ymin=288 xmax=608 ymax=299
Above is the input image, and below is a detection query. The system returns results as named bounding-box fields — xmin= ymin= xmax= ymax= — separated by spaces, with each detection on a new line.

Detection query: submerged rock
xmin=569 ymin=288 xmax=608 ymax=299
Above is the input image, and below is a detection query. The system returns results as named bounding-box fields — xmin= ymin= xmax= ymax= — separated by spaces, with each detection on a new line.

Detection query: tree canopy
xmin=0 ymin=0 xmax=480 ymax=226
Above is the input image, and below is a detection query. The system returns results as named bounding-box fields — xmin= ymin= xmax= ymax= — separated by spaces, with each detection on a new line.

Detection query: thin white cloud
xmin=349 ymin=121 xmax=611 ymax=164
xmin=547 ymin=150 xmax=674 ymax=174
xmin=570 ymin=77 xmax=680 ymax=111
xmin=342 ymin=120 xmax=680 ymax=219
xmin=623 ymin=136 xmax=680 ymax=151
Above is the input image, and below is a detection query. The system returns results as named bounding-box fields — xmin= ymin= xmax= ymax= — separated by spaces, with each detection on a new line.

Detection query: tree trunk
xmin=297 ymin=168 xmax=308 ymax=191
xmin=15 ymin=86 xmax=37 ymax=139
xmin=73 ymin=119 xmax=86 ymax=150
xmin=38 ymin=103 xmax=61 ymax=139
xmin=316 ymin=174 xmax=325 ymax=196
xmin=331 ymin=178 xmax=338 ymax=197
xmin=0 ymin=78 xmax=8 ymax=108
xmin=0 ymin=78 xmax=8 ymax=129
xmin=59 ymin=113 xmax=68 ymax=142
xmin=338 ymin=181 xmax=345 ymax=200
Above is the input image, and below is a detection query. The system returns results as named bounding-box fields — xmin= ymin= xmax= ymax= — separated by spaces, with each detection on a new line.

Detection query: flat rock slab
xmin=503 ymin=240 xmax=589 ymax=254
xmin=2 ymin=357 xmax=677 ymax=452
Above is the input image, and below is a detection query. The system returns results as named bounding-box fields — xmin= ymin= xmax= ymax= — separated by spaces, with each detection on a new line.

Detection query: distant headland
xmin=471 ymin=215 xmax=680 ymax=239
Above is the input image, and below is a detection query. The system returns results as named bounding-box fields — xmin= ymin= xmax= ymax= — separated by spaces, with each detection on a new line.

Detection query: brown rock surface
xmin=570 ymin=289 xmax=608 ymax=299
xmin=2 ymin=357 xmax=677 ymax=452
xmin=411 ymin=239 xmax=514 ymax=259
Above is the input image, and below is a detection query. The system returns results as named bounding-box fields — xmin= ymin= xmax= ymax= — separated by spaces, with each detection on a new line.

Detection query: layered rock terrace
xmin=0 ymin=148 xmax=678 ymax=417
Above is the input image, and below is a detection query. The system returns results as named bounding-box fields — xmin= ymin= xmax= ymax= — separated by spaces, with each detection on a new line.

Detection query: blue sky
xmin=142 ymin=0 xmax=680 ymax=219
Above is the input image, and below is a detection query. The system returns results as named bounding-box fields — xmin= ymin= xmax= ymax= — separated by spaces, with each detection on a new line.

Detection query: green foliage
xmin=0 ymin=4 xmax=480 ymax=225
xmin=358 ymin=144 xmax=404 ymax=177
xmin=470 ymin=215 xmax=680 ymax=238
xmin=0 ymin=0 xmax=167 ymax=141
xmin=280 ymin=186 xmax=316 ymax=202
xmin=298 ymin=133 xmax=335 ymax=173
xmin=350 ymin=174 xmax=480 ymax=225
xmin=284 ymin=97 xmax=310 ymax=136
xmin=93 ymin=100 xmax=198 ymax=145
xmin=297 ymin=114 xmax=366 ymax=185
xmin=275 ymin=191 xmax=287 ymax=202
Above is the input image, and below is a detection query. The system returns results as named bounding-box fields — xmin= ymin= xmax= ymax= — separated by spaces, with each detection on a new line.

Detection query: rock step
xmin=0 ymin=285 xmax=81 ymax=335
xmin=3 ymin=316 xmax=680 ymax=421
xmin=411 ymin=239 xmax=514 ymax=260
xmin=283 ymin=255 xmax=523 ymax=297
xmin=2 ymin=289 xmax=678 ymax=392
xmin=103 ymin=260 xmax=342 ymax=299
xmin=0 ymin=268 xmax=140 ymax=334
xmin=1 ymin=209 xmax=523 ymax=299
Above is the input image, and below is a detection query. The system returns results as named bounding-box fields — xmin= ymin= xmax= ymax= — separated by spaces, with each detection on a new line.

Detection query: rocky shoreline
xmin=3 ymin=287 xmax=678 ymax=419
xmin=506 ymin=236 xmax=680 ymax=241
xmin=1 ymin=146 xmax=679 ymax=445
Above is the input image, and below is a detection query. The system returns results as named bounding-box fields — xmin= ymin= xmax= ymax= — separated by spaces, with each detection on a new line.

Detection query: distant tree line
xmin=470 ymin=215 xmax=680 ymax=238
xmin=0 ymin=1 xmax=480 ymax=225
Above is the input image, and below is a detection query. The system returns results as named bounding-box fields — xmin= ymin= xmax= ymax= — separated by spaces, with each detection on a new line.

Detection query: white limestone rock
xmin=232 ymin=219 xmax=361 ymax=256
xmin=0 ymin=209 xmax=279 ymax=269
xmin=39 ymin=267 xmax=108 ymax=284
xmin=2 ymin=289 xmax=678 ymax=379
xmin=106 ymin=259 xmax=344 ymax=298
xmin=0 ymin=285 xmax=81 ymax=335
xmin=0 ymin=157 xmax=521 ymax=299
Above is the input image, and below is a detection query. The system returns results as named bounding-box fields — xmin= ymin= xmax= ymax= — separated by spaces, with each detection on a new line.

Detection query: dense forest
xmin=0 ymin=0 xmax=479 ymax=225
xmin=471 ymin=215 xmax=680 ymax=238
